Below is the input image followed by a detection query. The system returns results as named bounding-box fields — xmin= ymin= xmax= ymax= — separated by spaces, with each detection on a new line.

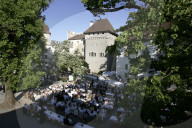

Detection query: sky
xmin=43 ymin=0 xmax=135 ymax=41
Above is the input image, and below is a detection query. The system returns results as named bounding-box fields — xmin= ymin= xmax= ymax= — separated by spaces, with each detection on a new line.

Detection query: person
xmin=63 ymin=116 xmax=70 ymax=125
xmin=74 ymin=106 xmax=78 ymax=117
xmin=90 ymin=80 xmax=94 ymax=88
xmin=23 ymin=103 xmax=28 ymax=114
xmin=3 ymin=85 xmax=5 ymax=93
xmin=0 ymin=85 xmax=3 ymax=91
xmin=39 ymin=107 xmax=45 ymax=124
xmin=29 ymin=104 xmax=33 ymax=116
xmin=83 ymin=110 xmax=89 ymax=120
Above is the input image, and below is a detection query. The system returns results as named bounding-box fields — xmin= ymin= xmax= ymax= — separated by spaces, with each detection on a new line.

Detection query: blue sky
xmin=43 ymin=0 xmax=135 ymax=41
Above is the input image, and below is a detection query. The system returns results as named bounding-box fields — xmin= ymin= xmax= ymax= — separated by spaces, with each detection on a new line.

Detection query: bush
xmin=61 ymin=77 xmax=68 ymax=82
xmin=98 ymin=70 xmax=103 ymax=75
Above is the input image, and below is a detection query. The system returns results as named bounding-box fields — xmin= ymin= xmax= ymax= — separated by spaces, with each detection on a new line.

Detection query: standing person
xmin=0 ymin=85 xmax=2 ymax=91
xmin=3 ymin=85 xmax=5 ymax=93
xmin=83 ymin=110 xmax=89 ymax=120
xmin=63 ymin=116 xmax=70 ymax=125
xmin=39 ymin=107 xmax=45 ymax=124
xmin=90 ymin=80 xmax=94 ymax=89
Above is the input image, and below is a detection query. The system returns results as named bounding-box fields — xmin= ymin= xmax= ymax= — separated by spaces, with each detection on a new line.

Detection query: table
xmin=44 ymin=110 xmax=63 ymax=122
xmin=117 ymin=107 xmax=125 ymax=112
xmin=103 ymin=104 xmax=113 ymax=110
xmin=110 ymin=115 xmax=118 ymax=123
xmin=80 ymin=88 xmax=85 ymax=92
xmin=73 ymin=122 xmax=94 ymax=128
xmin=68 ymin=90 xmax=78 ymax=97
xmin=56 ymin=101 xmax=65 ymax=107
xmin=44 ymin=110 xmax=72 ymax=124
xmin=34 ymin=95 xmax=41 ymax=101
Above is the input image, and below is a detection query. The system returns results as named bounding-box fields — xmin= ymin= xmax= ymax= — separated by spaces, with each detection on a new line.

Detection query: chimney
xmin=90 ymin=21 xmax=93 ymax=26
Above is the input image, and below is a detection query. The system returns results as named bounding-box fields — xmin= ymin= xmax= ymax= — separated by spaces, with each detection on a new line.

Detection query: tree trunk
xmin=3 ymin=82 xmax=16 ymax=107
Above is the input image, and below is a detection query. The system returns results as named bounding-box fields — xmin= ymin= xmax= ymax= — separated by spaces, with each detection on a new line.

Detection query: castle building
xmin=68 ymin=19 xmax=118 ymax=73
xmin=68 ymin=32 xmax=85 ymax=56
xmin=43 ymin=24 xmax=58 ymax=81
xmin=116 ymin=42 xmax=159 ymax=82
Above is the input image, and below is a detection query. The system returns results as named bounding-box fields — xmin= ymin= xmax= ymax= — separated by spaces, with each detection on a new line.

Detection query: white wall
xmin=85 ymin=33 xmax=116 ymax=73
xmin=44 ymin=33 xmax=50 ymax=46
xmin=67 ymin=31 xmax=80 ymax=40
xmin=116 ymin=47 xmax=129 ymax=82
xmin=69 ymin=39 xmax=84 ymax=56
xmin=116 ymin=41 xmax=159 ymax=82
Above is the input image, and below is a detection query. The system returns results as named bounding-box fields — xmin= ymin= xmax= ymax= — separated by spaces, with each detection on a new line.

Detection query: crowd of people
xmin=23 ymin=78 xmax=118 ymax=126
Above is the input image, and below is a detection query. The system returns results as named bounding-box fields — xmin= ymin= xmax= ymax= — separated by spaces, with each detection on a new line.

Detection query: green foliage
xmin=54 ymin=41 xmax=88 ymax=76
xmin=17 ymin=38 xmax=46 ymax=91
xmin=61 ymin=77 xmax=68 ymax=82
xmin=82 ymin=0 xmax=192 ymax=126
xmin=0 ymin=0 xmax=53 ymax=91
xmin=74 ymin=48 xmax=82 ymax=56
xmin=81 ymin=0 xmax=139 ymax=16
xmin=98 ymin=70 xmax=103 ymax=75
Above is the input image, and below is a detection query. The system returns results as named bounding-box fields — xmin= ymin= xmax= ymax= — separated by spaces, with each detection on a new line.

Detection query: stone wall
xmin=85 ymin=33 xmax=116 ymax=73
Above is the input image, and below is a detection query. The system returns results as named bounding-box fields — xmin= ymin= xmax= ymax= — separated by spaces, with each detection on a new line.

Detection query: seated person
xmin=83 ymin=110 xmax=89 ymax=120
xmin=74 ymin=106 xmax=79 ymax=116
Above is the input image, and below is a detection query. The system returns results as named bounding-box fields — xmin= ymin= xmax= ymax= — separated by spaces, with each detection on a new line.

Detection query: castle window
xmin=45 ymin=55 xmax=47 ymax=59
xmin=125 ymin=64 xmax=128 ymax=69
xmin=89 ymin=52 xmax=96 ymax=57
xmin=100 ymin=53 xmax=104 ymax=57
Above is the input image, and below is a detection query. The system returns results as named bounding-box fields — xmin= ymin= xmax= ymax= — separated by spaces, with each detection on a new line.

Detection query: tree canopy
xmin=82 ymin=0 xmax=192 ymax=127
xmin=54 ymin=41 xmax=88 ymax=77
xmin=0 ymin=0 xmax=53 ymax=106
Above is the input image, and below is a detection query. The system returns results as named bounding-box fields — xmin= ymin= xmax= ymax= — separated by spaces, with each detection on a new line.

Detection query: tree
xmin=0 ymin=0 xmax=53 ymax=107
xmin=81 ymin=0 xmax=140 ymax=16
xmin=82 ymin=0 xmax=192 ymax=127
xmin=17 ymin=38 xmax=46 ymax=91
xmin=54 ymin=41 xmax=88 ymax=77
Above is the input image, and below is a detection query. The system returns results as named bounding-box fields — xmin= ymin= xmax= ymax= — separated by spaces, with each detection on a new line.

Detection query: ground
xmin=0 ymin=80 xmax=192 ymax=128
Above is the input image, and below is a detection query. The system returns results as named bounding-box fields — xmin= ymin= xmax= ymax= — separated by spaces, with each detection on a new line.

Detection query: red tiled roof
xmin=43 ymin=24 xmax=51 ymax=34
xmin=68 ymin=34 xmax=85 ymax=40
xmin=84 ymin=19 xmax=118 ymax=36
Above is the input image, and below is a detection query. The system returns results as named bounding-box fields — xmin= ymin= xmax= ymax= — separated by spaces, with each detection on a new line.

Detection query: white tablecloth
xmin=68 ymin=90 xmax=78 ymax=97
xmin=80 ymin=88 xmax=85 ymax=92
xmin=34 ymin=95 xmax=41 ymax=101
xmin=44 ymin=110 xmax=72 ymax=124
xmin=56 ymin=101 xmax=65 ymax=107
xmin=73 ymin=122 xmax=94 ymax=128
xmin=106 ymin=92 xmax=114 ymax=96
xmin=103 ymin=105 xmax=113 ymax=110
xmin=117 ymin=107 xmax=125 ymax=112
xmin=110 ymin=115 xmax=118 ymax=123
xmin=44 ymin=110 xmax=64 ymax=122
